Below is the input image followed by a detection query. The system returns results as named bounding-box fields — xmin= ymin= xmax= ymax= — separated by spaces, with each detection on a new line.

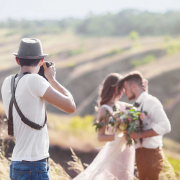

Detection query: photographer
xmin=1 ymin=38 xmax=76 ymax=180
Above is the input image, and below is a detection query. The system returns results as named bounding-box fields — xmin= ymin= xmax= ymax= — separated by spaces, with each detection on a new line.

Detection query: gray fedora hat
xmin=13 ymin=38 xmax=48 ymax=59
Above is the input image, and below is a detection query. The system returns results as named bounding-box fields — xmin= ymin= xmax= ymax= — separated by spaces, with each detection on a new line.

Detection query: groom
xmin=120 ymin=71 xmax=171 ymax=180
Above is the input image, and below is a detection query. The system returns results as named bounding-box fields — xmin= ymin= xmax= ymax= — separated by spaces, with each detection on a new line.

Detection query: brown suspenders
xmin=8 ymin=73 xmax=47 ymax=136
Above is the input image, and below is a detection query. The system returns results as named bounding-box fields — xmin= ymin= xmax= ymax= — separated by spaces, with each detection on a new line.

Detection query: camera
xmin=38 ymin=61 xmax=52 ymax=81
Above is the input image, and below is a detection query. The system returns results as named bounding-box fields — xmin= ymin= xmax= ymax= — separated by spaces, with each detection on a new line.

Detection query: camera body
xmin=38 ymin=61 xmax=52 ymax=81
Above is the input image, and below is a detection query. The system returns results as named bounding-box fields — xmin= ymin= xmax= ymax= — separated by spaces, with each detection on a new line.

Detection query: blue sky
xmin=0 ymin=0 xmax=179 ymax=20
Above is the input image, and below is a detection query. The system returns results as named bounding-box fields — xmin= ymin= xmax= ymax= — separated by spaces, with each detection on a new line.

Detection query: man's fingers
xmin=50 ymin=62 xmax=55 ymax=67
xmin=43 ymin=62 xmax=47 ymax=69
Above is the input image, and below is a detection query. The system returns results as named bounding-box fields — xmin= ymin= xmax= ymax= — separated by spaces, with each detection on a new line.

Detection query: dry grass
xmin=0 ymin=152 xmax=10 ymax=180
xmin=0 ymin=147 xmax=84 ymax=180
xmin=0 ymin=144 xmax=179 ymax=180
xmin=0 ymin=113 xmax=180 ymax=179
xmin=67 ymin=148 xmax=85 ymax=174
xmin=160 ymin=159 xmax=177 ymax=180
xmin=49 ymin=158 xmax=72 ymax=180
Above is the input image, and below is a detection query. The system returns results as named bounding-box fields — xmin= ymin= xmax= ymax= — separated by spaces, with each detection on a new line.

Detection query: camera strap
xmin=8 ymin=73 xmax=47 ymax=136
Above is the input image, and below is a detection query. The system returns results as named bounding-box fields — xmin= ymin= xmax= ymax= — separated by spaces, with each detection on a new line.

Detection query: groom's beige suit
xmin=134 ymin=92 xmax=171 ymax=180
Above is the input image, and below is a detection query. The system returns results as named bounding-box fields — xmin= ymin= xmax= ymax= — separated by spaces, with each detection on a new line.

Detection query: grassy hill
xmin=0 ymin=29 xmax=180 ymax=140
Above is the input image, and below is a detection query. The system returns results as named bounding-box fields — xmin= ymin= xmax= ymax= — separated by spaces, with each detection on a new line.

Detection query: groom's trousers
xmin=136 ymin=147 xmax=164 ymax=180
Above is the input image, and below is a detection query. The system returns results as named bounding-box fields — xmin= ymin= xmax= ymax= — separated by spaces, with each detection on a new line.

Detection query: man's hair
xmin=18 ymin=58 xmax=41 ymax=67
xmin=122 ymin=71 xmax=143 ymax=87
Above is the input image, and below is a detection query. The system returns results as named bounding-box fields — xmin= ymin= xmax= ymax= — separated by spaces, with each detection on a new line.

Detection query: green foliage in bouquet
xmin=93 ymin=105 xmax=147 ymax=146
xmin=124 ymin=107 xmax=147 ymax=146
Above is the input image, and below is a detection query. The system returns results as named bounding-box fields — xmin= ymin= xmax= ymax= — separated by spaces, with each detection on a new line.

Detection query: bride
xmin=73 ymin=73 xmax=136 ymax=180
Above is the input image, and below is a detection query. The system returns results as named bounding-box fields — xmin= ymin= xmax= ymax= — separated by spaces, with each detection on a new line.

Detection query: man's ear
xmin=15 ymin=57 xmax=21 ymax=66
xmin=39 ymin=58 xmax=44 ymax=66
xmin=132 ymin=83 xmax=136 ymax=91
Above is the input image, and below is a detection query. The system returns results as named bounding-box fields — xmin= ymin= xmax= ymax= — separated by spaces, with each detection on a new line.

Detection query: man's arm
xmin=130 ymin=98 xmax=171 ymax=139
xmin=150 ymin=99 xmax=171 ymax=135
xmin=129 ymin=129 xmax=158 ymax=139
xmin=42 ymin=62 xmax=76 ymax=113
xmin=48 ymin=78 xmax=75 ymax=103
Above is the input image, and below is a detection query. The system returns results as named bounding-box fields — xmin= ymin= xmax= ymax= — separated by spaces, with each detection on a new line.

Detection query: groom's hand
xmin=123 ymin=132 xmax=141 ymax=140
xmin=129 ymin=132 xmax=141 ymax=139
xmin=128 ymin=129 xmax=159 ymax=140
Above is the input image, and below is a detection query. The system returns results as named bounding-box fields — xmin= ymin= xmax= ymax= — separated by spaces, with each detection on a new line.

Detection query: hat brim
xmin=13 ymin=53 xmax=48 ymax=59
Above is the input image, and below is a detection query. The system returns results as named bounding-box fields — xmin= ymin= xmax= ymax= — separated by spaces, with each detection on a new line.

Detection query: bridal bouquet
xmin=94 ymin=105 xmax=147 ymax=146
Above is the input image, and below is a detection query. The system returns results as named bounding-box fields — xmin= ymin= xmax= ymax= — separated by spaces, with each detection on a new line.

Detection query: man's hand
xmin=124 ymin=129 xmax=159 ymax=140
xmin=129 ymin=132 xmax=141 ymax=139
xmin=123 ymin=132 xmax=141 ymax=140
xmin=43 ymin=62 xmax=56 ymax=81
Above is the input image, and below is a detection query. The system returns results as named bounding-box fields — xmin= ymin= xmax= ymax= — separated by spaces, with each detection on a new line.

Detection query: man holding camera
xmin=1 ymin=38 xmax=76 ymax=180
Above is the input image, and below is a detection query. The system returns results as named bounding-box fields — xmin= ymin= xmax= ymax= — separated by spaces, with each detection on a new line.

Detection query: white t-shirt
xmin=1 ymin=73 xmax=50 ymax=161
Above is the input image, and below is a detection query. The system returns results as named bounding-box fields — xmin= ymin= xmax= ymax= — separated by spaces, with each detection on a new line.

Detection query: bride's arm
xmin=97 ymin=107 xmax=115 ymax=142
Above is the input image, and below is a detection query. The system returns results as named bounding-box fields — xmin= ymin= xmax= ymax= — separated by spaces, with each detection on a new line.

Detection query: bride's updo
xmin=97 ymin=73 xmax=123 ymax=108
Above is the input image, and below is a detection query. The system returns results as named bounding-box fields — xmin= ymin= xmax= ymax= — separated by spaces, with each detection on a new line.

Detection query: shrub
xmin=165 ymin=42 xmax=180 ymax=55
xmin=129 ymin=31 xmax=140 ymax=41
xmin=130 ymin=55 xmax=155 ymax=67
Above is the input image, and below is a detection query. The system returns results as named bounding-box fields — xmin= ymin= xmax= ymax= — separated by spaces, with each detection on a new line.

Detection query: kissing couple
xmin=74 ymin=72 xmax=171 ymax=180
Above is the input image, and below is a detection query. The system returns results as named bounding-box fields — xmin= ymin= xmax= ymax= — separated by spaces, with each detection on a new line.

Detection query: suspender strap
xmin=8 ymin=75 xmax=16 ymax=136
xmin=8 ymin=73 xmax=47 ymax=136
xmin=139 ymin=105 xmax=144 ymax=145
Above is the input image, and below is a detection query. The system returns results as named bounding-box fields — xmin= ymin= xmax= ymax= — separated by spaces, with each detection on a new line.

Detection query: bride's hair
xmin=96 ymin=73 xmax=123 ymax=110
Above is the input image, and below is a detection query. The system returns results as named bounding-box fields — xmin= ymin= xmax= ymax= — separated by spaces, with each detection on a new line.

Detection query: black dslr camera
xmin=38 ymin=61 xmax=52 ymax=81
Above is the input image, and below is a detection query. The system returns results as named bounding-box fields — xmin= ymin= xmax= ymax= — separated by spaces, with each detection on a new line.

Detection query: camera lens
xmin=45 ymin=62 xmax=52 ymax=68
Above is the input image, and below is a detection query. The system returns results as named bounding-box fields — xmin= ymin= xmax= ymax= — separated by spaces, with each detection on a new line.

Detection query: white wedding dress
xmin=73 ymin=104 xmax=135 ymax=180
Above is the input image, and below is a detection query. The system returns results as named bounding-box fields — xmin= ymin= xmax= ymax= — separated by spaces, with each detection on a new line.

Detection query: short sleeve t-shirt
xmin=1 ymin=73 xmax=50 ymax=161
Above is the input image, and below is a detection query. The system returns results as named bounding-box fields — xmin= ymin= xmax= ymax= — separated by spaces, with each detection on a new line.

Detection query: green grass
xmin=68 ymin=61 xmax=76 ymax=67
xmin=107 ymin=48 xmax=124 ymax=56
xmin=49 ymin=52 xmax=58 ymax=57
xmin=22 ymin=27 xmax=61 ymax=37
xmin=165 ymin=42 xmax=180 ymax=55
xmin=48 ymin=114 xmax=95 ymax=136
xmin=130 ymin=55 xmax=155 ymax=67
xmin=129 ymin=31 xmax=140 ymax=41
xmin=5 ymin=30 xmax=19 ymax=36
xmin=167 ymin=156 xmax=180 ymax=174
xmin=68 ymin=115 xmax=94 ymax=133
xmin=67 ymin=48 xmax=85 ymax=57
xmin=164 ymin=35 xmax=172 ymax=43
xmin=57 ymin=115 xmax=95 ymax=136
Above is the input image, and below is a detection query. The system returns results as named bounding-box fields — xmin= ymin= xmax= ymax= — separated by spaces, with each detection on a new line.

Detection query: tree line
xmin=1 ymin=10 xmax=180 ymax=37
